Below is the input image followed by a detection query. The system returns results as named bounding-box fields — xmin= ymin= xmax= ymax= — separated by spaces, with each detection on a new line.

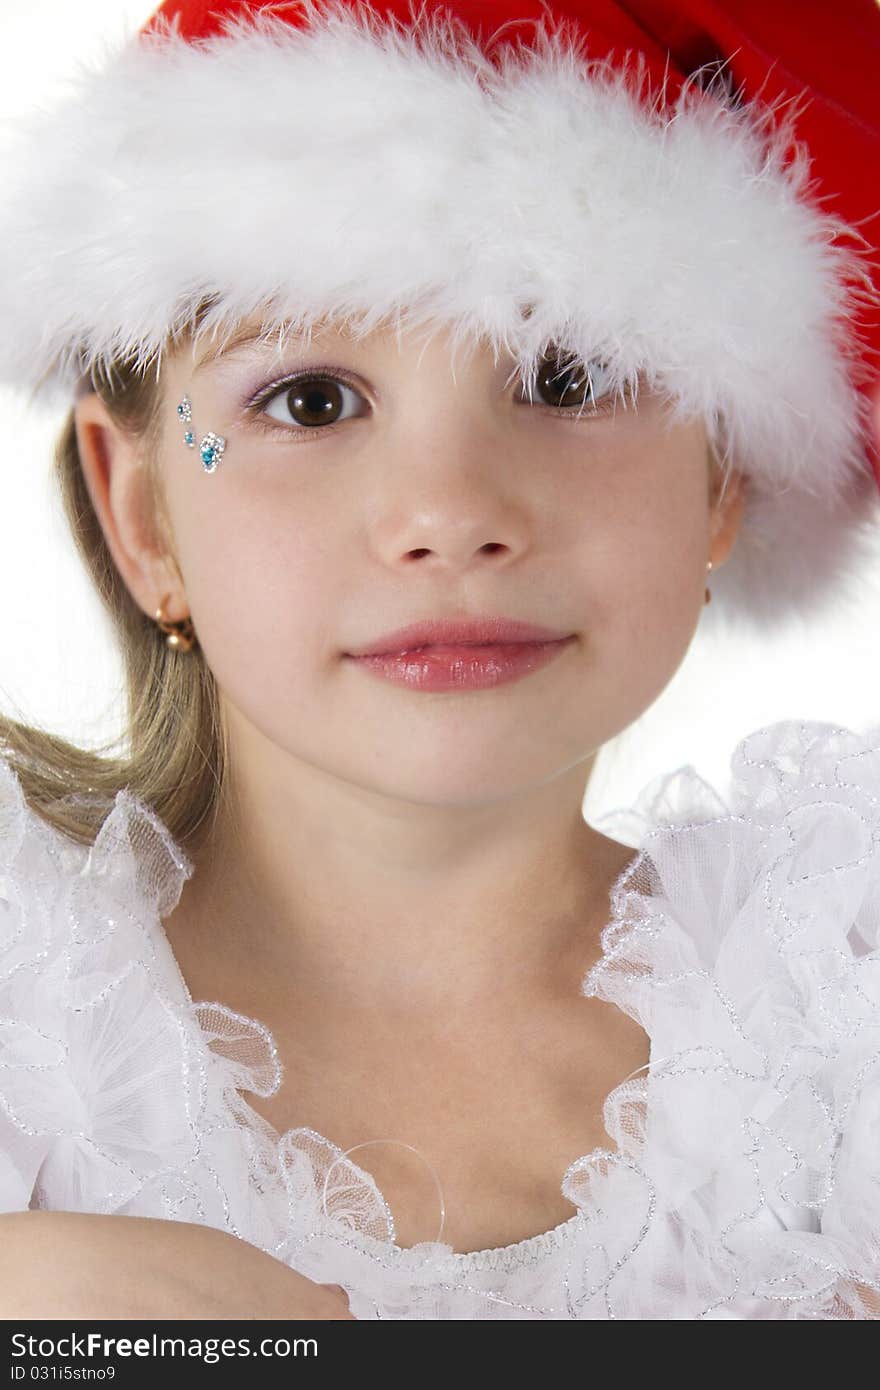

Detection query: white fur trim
xmin=1 ymin=0 xmax=878 ymax=632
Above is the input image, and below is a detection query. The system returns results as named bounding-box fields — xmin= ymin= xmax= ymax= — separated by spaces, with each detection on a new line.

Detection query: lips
xmin=346 ymin=617 xmax=573 ymax=657
xmin=346 ymin=636 xmax=575 ymax=692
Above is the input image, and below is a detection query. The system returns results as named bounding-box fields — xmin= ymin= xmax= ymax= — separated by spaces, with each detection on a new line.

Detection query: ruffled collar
xmin=3 ymin=717 xmax=879 ymax=1317
xmin=100 ymin=788 xmax=658 ymax=1274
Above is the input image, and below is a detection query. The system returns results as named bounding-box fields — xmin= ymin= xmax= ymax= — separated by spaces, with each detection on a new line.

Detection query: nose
xmin=364 ymin=417 xmax=531 ymax=569
xmin=397 ymin=522 xmax=522 ymax=569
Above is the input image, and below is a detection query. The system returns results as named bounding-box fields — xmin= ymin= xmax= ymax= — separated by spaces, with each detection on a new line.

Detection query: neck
xmin=164 ymin=757 xmax=636 ymax=1024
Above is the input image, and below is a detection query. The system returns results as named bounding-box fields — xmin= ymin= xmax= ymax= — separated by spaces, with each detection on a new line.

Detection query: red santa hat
xmin=1 ymin=0 xmax=879 ymax=636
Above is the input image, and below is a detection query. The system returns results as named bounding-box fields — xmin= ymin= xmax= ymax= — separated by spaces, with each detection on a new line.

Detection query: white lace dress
xmin=1 ymin=718 xmax=878 ymax=1319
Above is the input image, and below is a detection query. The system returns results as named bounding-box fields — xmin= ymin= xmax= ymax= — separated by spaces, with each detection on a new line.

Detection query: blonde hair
xmin=0 ymin=308 xmax=229 ymax=855
xmin=0 ymin=317 xmax=732 ymax=854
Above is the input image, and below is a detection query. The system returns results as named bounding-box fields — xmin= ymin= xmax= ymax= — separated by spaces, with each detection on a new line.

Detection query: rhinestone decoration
xmin=199 ymin=432 xmax=226 ymax=474
xmin=177 ymin=395 xmax=226 ymax=473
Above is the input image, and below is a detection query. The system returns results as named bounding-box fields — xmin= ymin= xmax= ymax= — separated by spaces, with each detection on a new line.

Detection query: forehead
xmin=191 ymin=313 xmax=359 ymax=367
xmin=185 ymin=312 xmax=500 ymax=376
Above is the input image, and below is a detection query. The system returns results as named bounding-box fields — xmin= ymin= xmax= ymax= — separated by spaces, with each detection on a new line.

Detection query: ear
xmin=708 ymin=456 xmax=747 ymax=570
xmin=73 ymin=391 xmax=187 ymax=624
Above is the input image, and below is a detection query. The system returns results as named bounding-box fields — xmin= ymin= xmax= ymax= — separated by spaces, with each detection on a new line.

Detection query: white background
xmin=1 ymin=0 xmax=880 ymax=821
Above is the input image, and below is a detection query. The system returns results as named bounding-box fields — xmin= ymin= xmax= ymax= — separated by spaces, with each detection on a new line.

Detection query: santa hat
xmin=1 ymin=0 xmax=879 ymax=637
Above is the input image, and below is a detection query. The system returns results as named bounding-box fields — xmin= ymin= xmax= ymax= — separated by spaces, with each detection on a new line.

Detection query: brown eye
xmin=279 ymin=375 xmax=352 ymax=427
xmin=255 ymin=369 xmax=364 ymax=428
xmin=531 ymin=350 xmax=613 ymax=411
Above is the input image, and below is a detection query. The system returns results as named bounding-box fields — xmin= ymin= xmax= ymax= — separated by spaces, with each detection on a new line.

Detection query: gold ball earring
xmin=154 ymin=594 xmax=196 ymax=651
xmin=705 ymin=558 xmax=713 ymax=605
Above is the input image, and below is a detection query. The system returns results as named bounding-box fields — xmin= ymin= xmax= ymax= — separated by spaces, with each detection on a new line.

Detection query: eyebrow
xmin=194 ymin=325 xmax=289 ymax=369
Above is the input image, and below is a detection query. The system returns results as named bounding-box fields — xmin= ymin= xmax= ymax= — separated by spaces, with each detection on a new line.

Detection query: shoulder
xmin=589 ymin=718 xmax=880 ymax=1318
xmin=0 ymin=749 xmax=195 ymax=1213
xmin=0 ymin=747 xmax=193 ymax=928
xmin=0 ymin=750 xmax=86 ymax=979
xmin=596 ymin=716 xmax=880 ymax=939
xmin=589 ymin=716 xmax=880 ymax=1027
xmin=0 ymin=751 xmax=84 ymax=1210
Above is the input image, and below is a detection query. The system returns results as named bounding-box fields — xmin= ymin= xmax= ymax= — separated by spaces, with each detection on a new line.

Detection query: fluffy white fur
xmin=1 ymin=0 xmax=879 ymax=634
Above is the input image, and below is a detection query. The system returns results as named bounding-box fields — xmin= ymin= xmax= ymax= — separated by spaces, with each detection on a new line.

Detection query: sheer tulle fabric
xmin=1 ymin=719 xmax=878 ymax=1318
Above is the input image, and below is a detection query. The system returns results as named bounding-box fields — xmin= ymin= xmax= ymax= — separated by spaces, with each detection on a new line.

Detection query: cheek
xmin=166 ymin=472 xmax=336 ymax=674
xmin=574 ymin=457 xmax=708 ymax=653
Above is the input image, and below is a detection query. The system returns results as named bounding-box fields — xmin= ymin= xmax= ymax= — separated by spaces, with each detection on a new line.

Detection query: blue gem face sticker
xmin=199 ymin=432 xmax=226 ymax=474
xmin=177 ymin=395 xmax=225 ymax=473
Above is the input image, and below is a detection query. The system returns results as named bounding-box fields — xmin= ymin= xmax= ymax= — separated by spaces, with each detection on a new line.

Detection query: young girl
xmin=0 ymin=0 xmax=879 ymax=1321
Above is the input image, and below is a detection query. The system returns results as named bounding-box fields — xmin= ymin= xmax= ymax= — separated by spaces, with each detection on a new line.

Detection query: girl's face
xmin=152 ymin=319 xmax=743 ymax=807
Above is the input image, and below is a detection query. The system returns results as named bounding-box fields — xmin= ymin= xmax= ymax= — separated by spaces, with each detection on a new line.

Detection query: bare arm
xmin=0 ymin=1211 xmax=354 ymax=1321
